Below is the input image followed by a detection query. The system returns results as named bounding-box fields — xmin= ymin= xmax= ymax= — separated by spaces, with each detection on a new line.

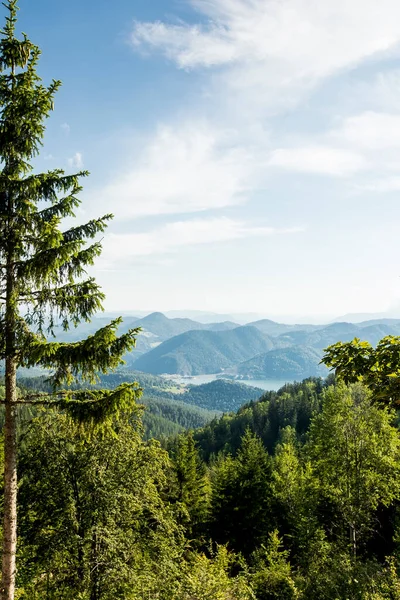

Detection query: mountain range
xmin=130 ymin=314 xmax=400 ymax=379
xmin=50 ymin=312 xmax=400 ymax=381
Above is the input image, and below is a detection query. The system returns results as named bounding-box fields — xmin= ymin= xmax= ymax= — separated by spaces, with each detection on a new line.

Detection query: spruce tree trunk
xmin=1 ymin=356 xmax=17 ymax=600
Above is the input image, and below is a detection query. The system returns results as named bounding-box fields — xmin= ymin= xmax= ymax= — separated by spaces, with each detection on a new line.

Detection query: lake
xmin=164 ymin=373 xmax=292 ymax=391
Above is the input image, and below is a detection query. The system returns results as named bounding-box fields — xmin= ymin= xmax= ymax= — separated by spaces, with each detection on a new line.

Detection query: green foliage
xmin=194 ymin=378 xmax=325 ymax=459
xmin=306 ymin=383 xmax=400 ymax=551
xmin=16 ymin=373 xmax=218 ymax=437
xmin=167 ymin=432 xmax=209 ymax=539
xmin=177 ymin=379 xmax=263 ymax=412
xmin=8 ymin=376 xmax=400 ymax=599
xmin=143 ymin=396 xmax=217 ymax=431
xmin=250 ymin=531 xmax=299 ymax=600
xmin=176 ymin=546 xmax=255 ymax=600
xmin=142 ymin=410 xmax=184 ymax=439
xmin=271 ymin=426 xmax=317 ymax=552
xmin=17 ymin=413 xmax=183 ymax=600
xmin=209 ymin=430 xmax=274 ymax=556
xmin=299 ymin=532 xmax=400 ymax=600
xmin=322 ymin=335 xmax=400 ymax=404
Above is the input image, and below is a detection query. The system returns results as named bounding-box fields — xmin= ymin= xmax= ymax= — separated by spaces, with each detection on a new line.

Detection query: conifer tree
xmin=169 ymin=432 xmax=209 ymax=539
xmin=0 ymin=2 xmax=141 ymax=598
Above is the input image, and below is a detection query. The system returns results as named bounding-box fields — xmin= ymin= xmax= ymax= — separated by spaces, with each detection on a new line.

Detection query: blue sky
xmin=9 ymin=0 xmax=400 ymax=321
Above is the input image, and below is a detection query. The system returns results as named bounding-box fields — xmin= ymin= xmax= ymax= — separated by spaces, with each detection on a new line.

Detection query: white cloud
xmin=132 ymin=0 xmax=400 ymax=82
xmin=100 ymin=217 xmax=303 ymax=264
xmin=68 ymin=152 xmax=84 ymax=169
xmin=92 ymin=123 xmax=255 ymax=218
xmin=128 ymin=0 xmax=400 ymax=187
xmin=331 ymin=112 xmax=400 ymax=150
xmin=268 ymin=146 xmax=366 ymax=176
xmin=61 ymin=122 xmax=70 ymax=135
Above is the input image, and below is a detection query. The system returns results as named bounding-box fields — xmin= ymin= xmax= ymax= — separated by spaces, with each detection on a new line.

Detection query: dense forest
xmin=0 ymin=373 xmax=400 ymax=598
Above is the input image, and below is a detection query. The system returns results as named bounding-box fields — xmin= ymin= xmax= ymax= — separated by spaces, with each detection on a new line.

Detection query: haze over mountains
xmin=53 ymin=311 xmax=400 ymax=381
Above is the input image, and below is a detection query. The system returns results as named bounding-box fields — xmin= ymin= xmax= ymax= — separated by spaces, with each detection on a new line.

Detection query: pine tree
xmin=0 ymin=3 xmax=141 ymax=598
xmin=210 ymin=429 xmax=274 ymax=556
xmin=169 ymin=432 xmax=209 ymax=539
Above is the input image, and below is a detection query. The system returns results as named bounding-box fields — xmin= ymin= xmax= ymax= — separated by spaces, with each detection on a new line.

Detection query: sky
xmin=8 ymin=0 xmax=400 ymax=322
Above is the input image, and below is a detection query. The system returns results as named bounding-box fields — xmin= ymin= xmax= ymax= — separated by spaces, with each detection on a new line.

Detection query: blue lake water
xmin=166 ymin=374 xmax=291 ymax=391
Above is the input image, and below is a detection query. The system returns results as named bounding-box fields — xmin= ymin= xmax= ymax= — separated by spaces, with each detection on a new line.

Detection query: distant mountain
xmin=48 ymin=312 xmax=240 ymax=359
xmin=275 ymin=322 xmax=400 ymax=350
xmin=133 ymin=312 xmax=239 ymax=341
xmin=43 ymin=312 xmax=400 ymax=382
xmin=205 ymin=321 xmax=240 ymax=331
xmin=164 ymin=310 xmax=240 ymax=323
xmin=358 ymin=319 xmax=400 ymax=331
xmin=132 ymin=326 xmax=275 ymax=375
xmin=164 ymin=310 xmax=270 ymax=324
xmin=134 ymin=312 xmax=205 ymax=341
xmin=236 ymin=346 xmax=328 ymax=380
xmin=332 ymin=310 xmax=400 ymax=323
xmin=249 ymin=319 xmax=321 ymax=337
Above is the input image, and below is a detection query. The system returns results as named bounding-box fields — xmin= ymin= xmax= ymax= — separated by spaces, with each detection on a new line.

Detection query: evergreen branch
xmin=56 ymin=383 xmax=143 ymax=428
xmin=18 ymin=170 xmax=87 ymax=203
xmin=19 ymin=278 xmax=103 ymax=305
xmin=16 ymin=239 xmax=86 ymax=281
xmin=0 ymin=385 xmax=143 ymax=424
xmin=0 ymin=171 xmax=85 ymax=207
xmin=23 ymin=278 xmax=105 ymax=333
xmin=36 ymin=194 xmax=80 ymax=221
xmin=0 ymin=384 xmax=144 ymax=426
xmin=62 ymin=214 xmax=113 ymax=243
xmin=21 ymin=319 xmax=141 ymax=386
xmin=16 ymin=240 xmax=104 ymax=287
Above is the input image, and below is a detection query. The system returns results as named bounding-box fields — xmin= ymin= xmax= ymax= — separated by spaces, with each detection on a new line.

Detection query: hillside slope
xmin=176 ymin=379 xmax=263 ymax=411
xmin=132 ymin=326 xmax=275 ymax=375
xmin=236 ymin=346 xmax=328 ymax=379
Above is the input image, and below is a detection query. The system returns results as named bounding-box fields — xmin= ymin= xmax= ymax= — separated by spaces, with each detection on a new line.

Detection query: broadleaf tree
xmin=0 ymin=2 xmax=141 ymax=598
xmin=321 ymin=335 xmax=400 ymax=405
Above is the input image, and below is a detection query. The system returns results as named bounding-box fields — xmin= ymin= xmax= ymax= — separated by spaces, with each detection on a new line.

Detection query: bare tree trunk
xmin=350 ymin=523 xmax=356 ymax=559
xmin=1 ymin=356 xmax=17 ymax=600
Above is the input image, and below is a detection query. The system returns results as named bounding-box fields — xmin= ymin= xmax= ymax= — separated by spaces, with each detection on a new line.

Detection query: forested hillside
xmin=236 ymin=346 xmax=328 ymax=379
xmin=16 ymin=373 xmax=264 ymax=436
xmin=123 ymin=314 xmax=400 ymax=378
xmin=132 ymin=325 xmax=275 ymax=375
xmin=174 ymin=379 xmax=264 ymax=411
xmin=7 ymin=372 xmax=400 ymax=599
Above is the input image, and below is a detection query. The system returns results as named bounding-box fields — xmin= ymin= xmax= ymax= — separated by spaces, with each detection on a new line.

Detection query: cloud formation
xmin=128 ymin=0 xmax=400 ymax=185
xmin=132 ymin=0 xmax=400 ymax=86
xmin=68 ymin=152 xmax=84 ymax=169
xmin=100 ymin=217 xmax=303 ymax=265
xmin=268 ymin=146 xmax=366 ymax=177
xmin=93 ymin=123 xmax=255 ymax=218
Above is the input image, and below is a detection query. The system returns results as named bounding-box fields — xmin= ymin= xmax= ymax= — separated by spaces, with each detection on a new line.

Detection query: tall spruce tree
xmin=0 ymin=2 xmax=141 ymax=598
